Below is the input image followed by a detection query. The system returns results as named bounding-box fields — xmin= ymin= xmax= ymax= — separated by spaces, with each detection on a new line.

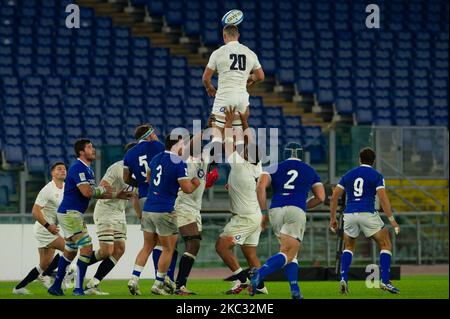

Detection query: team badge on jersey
xmin=197 ymin=169 xmax=205 ymax=179
xmin=79 ymin=172 xmax=86 ymax=181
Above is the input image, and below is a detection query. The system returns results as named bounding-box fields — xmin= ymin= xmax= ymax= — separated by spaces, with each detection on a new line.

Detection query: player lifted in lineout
xmin=251 ymin=142 xmax=325 ymax=299
xmin=215 ymin=106 xmax=267 ymax=295
xmin=84 ymin=142 xmax=140 ymax=295
xmin=130 ymin=134 xmax=200 ymax=295
xmin=48 ymin=139 xmax=132 ymax=296
xmin=13 ymin=162 xmax=73 ymax=294
xmin=202 ymin=24 xmax=265 ymax=136
xmin=329 ymin=147 xmax=400 ymax=294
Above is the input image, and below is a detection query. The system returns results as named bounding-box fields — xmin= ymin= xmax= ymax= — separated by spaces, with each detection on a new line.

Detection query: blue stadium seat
xmin=4 ymin=144 xmax=24 ymax=164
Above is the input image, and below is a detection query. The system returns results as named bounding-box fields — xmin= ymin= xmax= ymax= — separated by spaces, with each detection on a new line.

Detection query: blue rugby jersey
xmin=143 ymin=151 xmax=189 ymax=213
xmin=123 ymin=140 xmax=164 ymax=198
xmin=58 ymin=159 xmax=96 ymax=214
xmin=263 ymin=158 xmax=322 ymax=211
xmin=337 ymin=164 xmax=385 ymax=214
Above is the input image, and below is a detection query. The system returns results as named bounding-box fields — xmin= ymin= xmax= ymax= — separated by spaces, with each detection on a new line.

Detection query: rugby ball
xmin=221 ymin=9 xmax=244 ymax=26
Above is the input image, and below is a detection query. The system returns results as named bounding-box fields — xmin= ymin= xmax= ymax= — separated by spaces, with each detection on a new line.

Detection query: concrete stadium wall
xmin=0 ymin=224 xmax=155 ymax=281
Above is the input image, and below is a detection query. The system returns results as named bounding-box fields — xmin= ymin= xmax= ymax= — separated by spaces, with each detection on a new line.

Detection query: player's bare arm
xmin=32 ymin=204 xmax=59 ymax=235
xmin=202 ymin=67 xmax=216 ymax=97
xmin=99 ymin=180 xmax=134 ymax=200
xmin=377 ymin=188 xmax=400 ymax=234
xmin=123 ymin=167 xmax=139 ymax=187
xmin=179 ymin=177 xmax=201 ymax=194
xmin=256 ymin=173 xmax=271 ymax=231
xmin=78 ymin=183 xmax=112 ymax=199
xmin=329 ymin=186 xmax=344 ymax=233
xmin=131 ymin=194 xmax=142 ymax=220
xmin=247 ymin=68 xmax=265 ymax=88
xmin=307 ymin=183 xmax=326 ymax=210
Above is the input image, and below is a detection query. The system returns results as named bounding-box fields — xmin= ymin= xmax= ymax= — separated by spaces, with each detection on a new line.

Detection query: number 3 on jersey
xmin=154 ymin=165 xmax=162 ymax=186
xmin=353 ymin=177 xmax=364 ymax=197
xmin=284 ymin=170 xmax=298 ymax=190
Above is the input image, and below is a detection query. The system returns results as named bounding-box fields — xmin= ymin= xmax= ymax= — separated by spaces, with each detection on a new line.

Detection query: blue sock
xmin=75 ymin=255 xmax=90 ymax=290
xmin=152 ymin=247 xmax=162 ymax=276
xmin=340 ymin=250 xmax=353 ymax=282
xmin=258 ymin=253 xmax=287 ymax=280
xmin=284 ymin=260 xmax=300 ymax=296
xmin=167 ymin=249 xmax=178 ymax=282
xmin=52 ymin=255 xmax=72 ymax=289
xmin=380 ymin=250 xmax=392 ymax=284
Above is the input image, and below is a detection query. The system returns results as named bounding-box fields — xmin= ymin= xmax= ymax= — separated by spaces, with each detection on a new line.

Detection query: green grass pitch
xmin=1 ymin=275 xmax=448 ymax=299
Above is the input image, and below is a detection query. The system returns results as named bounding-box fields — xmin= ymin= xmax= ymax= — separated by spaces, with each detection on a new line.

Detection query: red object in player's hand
xmin=205 ymin=167 xmax=219 ymax=189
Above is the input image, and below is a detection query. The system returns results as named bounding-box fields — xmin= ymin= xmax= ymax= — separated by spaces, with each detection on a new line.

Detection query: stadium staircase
xmin=386 ymin=179 xmax=449 ymax=213
xmin=75 ymin=0 xmax=326 ymax=128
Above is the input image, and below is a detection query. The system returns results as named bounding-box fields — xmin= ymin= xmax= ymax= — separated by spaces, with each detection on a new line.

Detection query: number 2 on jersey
xmin=353 ymin=177 xmax=364 ymax=197
xmin=284 ymin=170 xmax=298 ymax=190
xmin=229 ymin=54 xmax=246 ymax=71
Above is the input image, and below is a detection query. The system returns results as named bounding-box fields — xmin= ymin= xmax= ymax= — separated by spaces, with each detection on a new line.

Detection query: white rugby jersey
xmin=227 ymin=151 xmax=262 ymax=216
xmin=34 ymin=180 xmax=64 ymax=224
xmin=175 ymin=156 xmax=208 ymax=213
xmin=94 ymin=160 xmax=133 ymax=222
xmin=207 ymin=40 xmax=261 ymax=98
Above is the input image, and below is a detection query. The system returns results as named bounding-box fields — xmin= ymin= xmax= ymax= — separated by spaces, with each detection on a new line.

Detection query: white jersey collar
xmin=360 ymin=164 xmax=372 ymax=168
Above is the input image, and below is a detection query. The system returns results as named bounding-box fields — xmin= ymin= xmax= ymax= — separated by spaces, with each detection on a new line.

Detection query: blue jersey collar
xmin=77 ymin=158 xmax=90 ymax=167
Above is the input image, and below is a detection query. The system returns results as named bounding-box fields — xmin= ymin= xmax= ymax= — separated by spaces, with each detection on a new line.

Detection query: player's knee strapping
xmin=114 ymin=232 xmax=127 ymax=242
xmin=65 ymin=241 xmax=78 ymax=252
xmin=98 ymin=231 xmax=114 ymax=244
xmin=76 ymin=234 xmax=92 ymax=248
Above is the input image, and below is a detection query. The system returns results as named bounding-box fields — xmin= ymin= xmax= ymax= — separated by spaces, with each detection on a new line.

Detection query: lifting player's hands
xmin=206 ymin=84 xmax=216 ymax=97
xmin=329 ymin=217 xmax=338 ymax=233
xmin=207 ymin=114 xmax=216 ymax=128
xmin=47 ymin=224 xmax=59 ymax=235
xmin=238 ymin=106 xmax=250 ymax=123
xmin=224 ymin=106 xmax=236 ymax=123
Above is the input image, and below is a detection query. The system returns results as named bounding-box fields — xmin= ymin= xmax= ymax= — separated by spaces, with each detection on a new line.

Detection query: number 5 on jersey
xmin=139 ymin=155 xmax=149 ymax=178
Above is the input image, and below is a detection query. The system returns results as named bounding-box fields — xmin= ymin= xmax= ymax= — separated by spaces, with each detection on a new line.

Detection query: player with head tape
xmin=329 ymin=147 xmax=400 ymax=294
xmin=84 ymin=142 xmax=140 ymax=295
xmin=129 ymin=134 xmax=200 ymax=295
xmin=123 ymin=124 xmax=180 ymax=276
xmin=250 ymin=142 xmax=325 ymax=299
xmin=124 ymin=125 xmax=179 ymax=295
xmin=173 ymin=132 xmax=219 ymax=295
xmin=202 ymin=24 xmax=265 ymax=135
xmin=47 ymin=139 xmax=126 ymax=296
xmin=215 ymin=106 xmax=267 ymax=295
xmin=13 ymin=162 xmax=71 ymax=294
